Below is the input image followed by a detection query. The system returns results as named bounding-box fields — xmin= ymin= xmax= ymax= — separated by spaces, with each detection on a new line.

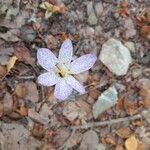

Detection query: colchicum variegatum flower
xmin=37 ymin=39 xmax=97 ymax=100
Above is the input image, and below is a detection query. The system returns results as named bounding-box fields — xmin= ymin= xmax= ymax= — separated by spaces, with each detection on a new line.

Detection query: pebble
xmin=125 ymin=41 xmax=136 ymax=53
xmin=124 ymin=18 xmax=136 ymax=38
xmin=132 ymin=68 xmax=142 ymax=78
xmin=94 ymin=2 xmax=103 ymax=17
xmin=92 ymin=86 xmax=118 ymax=119
xmin=86 ymin=2 xmax=98 ymax=26
xmin=99 ymin=38 xmax=132 ymax=76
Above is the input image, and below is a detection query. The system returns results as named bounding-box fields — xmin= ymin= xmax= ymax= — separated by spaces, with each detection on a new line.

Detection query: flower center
xmin=55 ymin=64 xmax=69 ymax=78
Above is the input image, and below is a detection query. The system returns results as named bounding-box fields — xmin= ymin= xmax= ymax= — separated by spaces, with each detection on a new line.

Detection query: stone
xmin=80 ymin=26 xmax=95 ymax=37
xmin=87 ymin=2 xmax=98 ymax=25
xmin=95 ymin=2 xmax=103 ymax=17
xmin=99 ymin=38 xmax=132 ymax=76
xmin=124 ymin=18 xmax=136 ymax=38
xmin=93 ymin=86 xmax=118 ymax=119
xmin=125 ymin=41 xmax=136 ymax=53
xmin=79 ymin=130 xmax=99 ymax=150
xmin=95 ymin=25 xmax=102 ymax=36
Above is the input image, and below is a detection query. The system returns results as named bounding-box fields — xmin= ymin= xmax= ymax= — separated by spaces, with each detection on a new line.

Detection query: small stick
xmin=17 ymin=75 xmax=35 ymax=80
xmin=71 ymin=114 xmax=142 ymax=130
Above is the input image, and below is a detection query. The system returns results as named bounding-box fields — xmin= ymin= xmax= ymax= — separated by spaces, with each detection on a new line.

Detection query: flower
xmin=37 ymin=39 xmax=97 ymax=100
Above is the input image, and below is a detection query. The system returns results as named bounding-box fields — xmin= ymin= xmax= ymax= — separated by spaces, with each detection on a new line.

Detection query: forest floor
xmin=0 ymin=0 xmax=150 ymax=150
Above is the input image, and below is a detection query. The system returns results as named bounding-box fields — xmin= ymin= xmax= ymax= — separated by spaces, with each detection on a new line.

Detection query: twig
xmin=71 ymin=114 xmax=142 ymax=130
xmin=58 ymin=128 xmax=76 ymax=150
xmin=17 ymin=75 xmax=35 ymax=80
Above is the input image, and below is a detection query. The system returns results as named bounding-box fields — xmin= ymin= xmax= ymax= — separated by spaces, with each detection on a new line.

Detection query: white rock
xmin=92 ymin=86 xmax=118 ymax=119
xmin=99 ymin=38 xmax=132 ymax=76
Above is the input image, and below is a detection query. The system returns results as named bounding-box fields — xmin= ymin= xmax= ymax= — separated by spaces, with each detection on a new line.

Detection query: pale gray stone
xmin=99 ymin=38 xmax=132 ymax=76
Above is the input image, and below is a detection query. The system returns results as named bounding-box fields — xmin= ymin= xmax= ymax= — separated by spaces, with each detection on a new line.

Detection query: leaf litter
xmin=0 ymin=0 xmax=150 ymax=149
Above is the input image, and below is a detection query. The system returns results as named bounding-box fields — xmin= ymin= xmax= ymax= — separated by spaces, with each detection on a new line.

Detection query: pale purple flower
xmin=37 ymin=39 xmax=97 ymax=101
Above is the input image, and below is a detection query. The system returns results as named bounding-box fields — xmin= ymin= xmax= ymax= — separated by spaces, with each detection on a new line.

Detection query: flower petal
xmin=70 ymin=54 xmax=97 ymax=74
xmin=65 ymin=75 xmax=85 ymax=94
xmin=58 ymin=39 xmax=73 ymax=66
xmin=37 ymin=48 xmax=58 ymax=71
xmin=54 ymin=79 xmax=72 ymax=100
xmin=38 ymin=72 xmax=60 ymax=86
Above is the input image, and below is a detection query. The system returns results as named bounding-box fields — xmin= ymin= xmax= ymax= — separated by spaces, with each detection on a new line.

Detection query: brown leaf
xmin=63 ymin=100 xmax=91 ymax=122
xmin=28 ymin=103 xmax=52 ymax=125
xmin=124 ymin=99 xmax=138 ymax=115
xmin=14 ymin=46 xmax=35 ymax=65
xmin=137 ymin=79 xmax=150 ymax=108
xmin=0 ymin=66 xmax=7 ymax=77
xmin=140 ymin=25 xmax=150 ymax=39
xmin=117 ymin=127 xmax=132 ymax=138
xmin=115 ymin=144 xmax=124 ymax=150
xmin=0 ymin=92 xmax=13 ymax=117
xmin=0 ymin=47 xmax=14 ymax=65
xmin=31 ymin=123 xmax=44 ymax=138
xmin=45 ymin=35 xmax=57 ymax=49
xmin=15 ymin=83 xmax=26 ymax=98
xmin=16 ymin=106 xmax=28 ymax=116
xmin=24 ymin=81 xmax=39 ymax=103
xmin=40 ymin=2 xmax=66 ymax=14
xmin=137 ymin=142 xmax=145 ymax=150
xmin=0 ymin=29 xmax=21 ymax=42
xmin=104 ymin=135 xmax=116 ymax=145
xmin=125 ymin=135 xmax=138 ymax=150
xmin=132 ymin=120 xmax=144 ymax=127
xmin=6 ymin=55 xmax=17 ymax=72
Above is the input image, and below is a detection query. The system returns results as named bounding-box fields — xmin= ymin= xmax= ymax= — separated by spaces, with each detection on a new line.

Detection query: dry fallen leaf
xmin=63 ymin=100 xmax=91 ymax=122
xmin=40 ymin=1 xmax=65 ymax=19
xmin=0 ymin=47 xmax=14 ymax=65
xmin=24 ymin=81 xmax=39 ymax=103
xmin=6 ymin=55 xmax=17 ymax=72
xmin=115 ymin=144 xmax=124 ymax=150
xmin=140 ymin=25 xmax=150 ymax=39
xmin=15 ymin=83 xmax=26 ymax=98
xmin=16 ymin=106 xmax=28 ymax=116
xmin=104 ymin=135 xmax=116 ymax=145
xmin=0 ymin=92 xmax=13 ymax=117
xmin=14 ymin=46 xmax=35 ymax=66
xmin=0 ymin=66 xmax=7 ymax=77
xmin=125 ymin=135 xmax=138 ymax=150
xmin=117 ymin=127 xmax=132 ymax=138
xmin=137 ymin=79 xmax=150 ymax=108
xmin=124 ymin=99 xmax=138 ymax=115
xmin=118 ymin=1 xmax=129 ymax=18
xmin=137 ymin=142 xmax=145 ymax=150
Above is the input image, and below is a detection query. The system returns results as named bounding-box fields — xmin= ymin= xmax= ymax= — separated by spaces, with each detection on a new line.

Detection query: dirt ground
xmin=0 ymin=0 xmax=150 ymax=150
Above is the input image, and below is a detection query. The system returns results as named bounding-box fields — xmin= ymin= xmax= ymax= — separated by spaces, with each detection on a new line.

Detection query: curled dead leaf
xmin=125 ymin=135 xmax=138 ymax=150
xmin=16 ymin=106 xmax=28 ymax=116
xmin=117 ymin=127 xmax=132 ymax=138
xmin=6 ymin=55 xmax=17 ymax=72
xmin=124 ymin=99 xmax=138 ymax=115
xmin=140 ymin=25 xmax=150 ymax=39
